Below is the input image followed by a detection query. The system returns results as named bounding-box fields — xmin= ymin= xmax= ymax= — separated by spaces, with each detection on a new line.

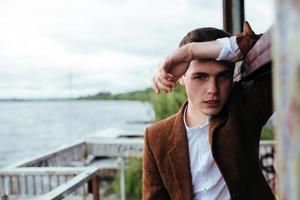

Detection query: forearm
xmin=153 ymin=34 xmax=250 ymax=93
xmin=161 ymin=40 xmax=223 ymax=81
xmin=188 ymin=41 xmax=223 ymax=61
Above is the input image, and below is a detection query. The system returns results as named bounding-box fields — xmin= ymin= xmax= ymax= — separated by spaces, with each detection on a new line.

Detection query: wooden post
xmin=92 ymin=176 xmax=100 ymax=200
xmin=118 ymin=157 xmax=126 ymax=200
xmin=273 ymin=0 xmax=300 ymax=199
xmin=223 ymin=0 xmax=245 ymax=34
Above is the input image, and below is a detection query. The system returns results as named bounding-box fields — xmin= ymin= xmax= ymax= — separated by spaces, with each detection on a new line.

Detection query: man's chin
xmin=202 ymin=107 xmax=222 ymax=116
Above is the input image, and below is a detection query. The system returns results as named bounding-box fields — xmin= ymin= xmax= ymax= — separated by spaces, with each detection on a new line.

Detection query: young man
xmin=143 ymin=23 xmax=275 ymax=200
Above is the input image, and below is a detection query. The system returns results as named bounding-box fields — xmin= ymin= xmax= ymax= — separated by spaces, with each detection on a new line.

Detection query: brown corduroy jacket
xmin=142 ymin=65 xmax=276 ymax=200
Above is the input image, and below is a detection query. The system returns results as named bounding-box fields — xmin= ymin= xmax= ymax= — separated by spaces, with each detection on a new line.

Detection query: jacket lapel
xmin=208 ymin=110 xmax=227 ymax=146
xmin=167 ymin=102 xmax=193 ymax=200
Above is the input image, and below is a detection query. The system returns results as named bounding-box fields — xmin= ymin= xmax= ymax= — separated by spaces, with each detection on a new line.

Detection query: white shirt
xmin=184 ymin=108 xmax=230 ymax=200
xmin=216 ymin=36 xmax=240 ymax=61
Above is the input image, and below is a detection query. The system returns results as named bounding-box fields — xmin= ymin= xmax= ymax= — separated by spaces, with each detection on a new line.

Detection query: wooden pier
xmin=0 ymin=136 xmax=143 ymax=200
xmin=0 ymin=135 xmax=275 ymax=200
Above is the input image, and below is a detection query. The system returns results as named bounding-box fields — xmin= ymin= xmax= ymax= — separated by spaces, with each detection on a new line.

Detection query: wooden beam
xmin=233 ymin=28 xmax=272 ymax=81
xmin=4 ymin=142 xmax=86 ymax=169
xmin=40 ymin=167 xmax=99 ymax=200
xmin=223 ymin=0 xmax=245 ymax=34
xmin=92 ymin=176 xmax=100 ymax=200
xmin=245 ymin=28 xmax=272 ymax=77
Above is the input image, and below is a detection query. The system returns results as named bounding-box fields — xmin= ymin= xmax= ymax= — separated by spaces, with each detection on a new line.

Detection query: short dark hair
xmin=179 ymin=27 xmax=231 ymax=47
xmin=179 ymin=27 xmax=234 ymax=70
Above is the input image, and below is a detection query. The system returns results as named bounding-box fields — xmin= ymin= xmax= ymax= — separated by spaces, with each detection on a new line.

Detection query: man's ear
xmin=179 ymin=77 xmax=185 ymax=86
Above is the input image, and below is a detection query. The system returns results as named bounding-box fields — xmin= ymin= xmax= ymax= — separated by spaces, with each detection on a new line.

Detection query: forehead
xmin=187 ymin=59 xmax=230 ymax=75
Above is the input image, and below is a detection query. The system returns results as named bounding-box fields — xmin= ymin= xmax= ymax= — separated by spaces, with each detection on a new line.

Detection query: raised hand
xmin=151 ymin=44 xmax=194 ymax=94
xmin=151 ymin=41 xmax=221 ymax=94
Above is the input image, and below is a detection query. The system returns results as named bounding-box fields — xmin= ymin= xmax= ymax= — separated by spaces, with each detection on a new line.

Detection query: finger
xmin=154 ymin=67 xmax=176 ymax=86
xmin=157 ymin=76 xmax=176 ymax=88
xmin=158 ymin=59 xmax=174 ymax=76
xmin=156 ymin=81 xmax=172 ymax=93
xmin=156 ymin=76 xmax=176 ymax=93
xmin=151 ymin=76 xmax=160 ymax=94
xmin=166 ymin=73 xmax=174 ymax=81
xmin=153 ymin=74 xmax=170 ymax=92
xmin=158 ymin=66 xmax=171 ymax=79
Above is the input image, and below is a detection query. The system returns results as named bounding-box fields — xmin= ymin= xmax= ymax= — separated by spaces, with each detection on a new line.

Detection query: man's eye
xmin=194 ymin=75 xmax=207 ymax=80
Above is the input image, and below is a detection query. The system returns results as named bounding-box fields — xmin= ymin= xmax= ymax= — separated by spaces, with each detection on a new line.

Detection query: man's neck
xmin=185 ymin=104 xmax=209 ymax=128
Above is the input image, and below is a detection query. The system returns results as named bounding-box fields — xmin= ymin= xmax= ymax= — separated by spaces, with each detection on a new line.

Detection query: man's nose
xmin=207 ymin=78 xmax=218 ymax=95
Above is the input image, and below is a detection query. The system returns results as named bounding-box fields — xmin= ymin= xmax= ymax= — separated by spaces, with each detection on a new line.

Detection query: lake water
xmin=0 ymin=100 xmax=154 ymax=167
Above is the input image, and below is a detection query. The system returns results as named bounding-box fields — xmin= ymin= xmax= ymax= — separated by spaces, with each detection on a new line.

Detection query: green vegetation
xmin=261 ymin=122 xmax=274 ymax=140
xmin=150 ymin=84 xmax=187 ymax=120
xmin=78 ymin=89 xmax=153 ymax=102
xmin=79 ymin=85 xmax=187 ymax=120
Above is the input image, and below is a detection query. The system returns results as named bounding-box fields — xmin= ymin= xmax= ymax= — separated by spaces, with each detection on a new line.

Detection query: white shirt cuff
xmin=216 ymin=36 xmax=240 ymax=61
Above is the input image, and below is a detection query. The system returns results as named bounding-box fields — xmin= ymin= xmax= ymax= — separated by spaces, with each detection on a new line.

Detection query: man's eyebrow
xmin=192 ymin=72 xmax=209 ymax=76
xmin=191 ymin=70 xmax=233 ymax=76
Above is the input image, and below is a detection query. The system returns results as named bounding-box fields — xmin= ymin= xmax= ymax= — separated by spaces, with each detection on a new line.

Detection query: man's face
xmin=180 ymin=59 xmax=233 ymax=116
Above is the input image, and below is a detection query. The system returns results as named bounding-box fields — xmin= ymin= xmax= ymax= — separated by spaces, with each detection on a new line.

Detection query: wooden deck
xmin=0 ymin=136 xmax=143 ymax=200
xmin=0 ymin=135 xmax=275 ymax=199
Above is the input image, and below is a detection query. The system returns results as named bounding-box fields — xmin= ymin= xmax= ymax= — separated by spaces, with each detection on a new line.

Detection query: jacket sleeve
xmin=142 ymin=128 xmax=170 ymax=200
xmin=231 ymin=64 xmax=273 ymax=136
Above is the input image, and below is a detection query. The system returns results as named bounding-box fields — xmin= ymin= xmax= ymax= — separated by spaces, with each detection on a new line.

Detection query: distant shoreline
xmin=0 ymin=88 xmax=153 ymax=102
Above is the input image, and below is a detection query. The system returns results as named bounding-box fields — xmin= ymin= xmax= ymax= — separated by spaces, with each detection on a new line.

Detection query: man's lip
xmin=203 ymin=100 xmax=220 ymax=103
xmin=203 ymin=100 xmax=220 ymax=107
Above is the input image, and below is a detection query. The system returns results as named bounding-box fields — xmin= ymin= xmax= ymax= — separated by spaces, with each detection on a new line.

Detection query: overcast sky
xmin=0 ymin=0 xmax=274 ymax=99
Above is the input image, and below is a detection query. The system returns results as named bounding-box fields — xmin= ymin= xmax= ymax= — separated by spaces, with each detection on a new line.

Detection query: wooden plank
xmin=4 ymin=142 xmax=86 ymax=169
xmin=12 ymin=176 xmax=18 ymax=195
xmin=85 ymin=137 xmax=144 ymax=144
xmin=244 ymin=28 xmax=272 ymax=77
xmin=0 ymin=167 xmax=88 ymax=176
xmin=0 ymin=176 xmax=4 ymax=193
xmin=9 ymin=176 xmax=12 ymax=195
xmin=40 ymin=167 xmax=99 ymax=200
xmin=4 ymin=176 xmax=10 ymax=194
xmin=24 ymin=176 xmax=28 ymax=195
xmin=86 ymin=138 xmax=144 ymax=157
xmin=92 ymin=176 xmax=100 ymax=200
xmin=19 ymin=175 xmax=25 ymax=195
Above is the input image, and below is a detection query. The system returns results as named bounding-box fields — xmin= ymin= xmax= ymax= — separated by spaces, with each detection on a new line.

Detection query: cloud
xmin=0 ymin=0 xmax=274 ymax=98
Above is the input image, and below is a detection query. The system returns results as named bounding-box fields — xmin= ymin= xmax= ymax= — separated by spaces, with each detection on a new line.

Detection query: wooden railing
xmin=259 ymin=140 xmax=276 ymax=190
xmin=40 ymin=165 xmax=116 ymax=200
xmin=6 ymin=142 xmax=87 ymax=169
xmin=86 ymin=137 xmax=144 ymax=158
xmin=0 ymin=137 xmax=143 ymax=200
xmin=6 ymin=138 xmax=144 ymax=169
xmin=0 ymin=136 xmax=275 ymax=199
xmin=0 ymin=164 xmax=118 ymax=200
